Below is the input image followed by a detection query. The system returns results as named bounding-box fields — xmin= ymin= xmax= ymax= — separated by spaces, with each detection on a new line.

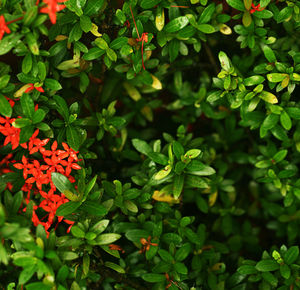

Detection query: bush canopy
xmin=1 ymin=0 xmax=300 ymax=289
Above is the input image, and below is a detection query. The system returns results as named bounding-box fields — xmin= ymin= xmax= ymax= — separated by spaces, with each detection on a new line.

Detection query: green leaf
xmin=83 ymin=47 xmax=105 ymax=60
xmin=84 ymin=0 xmax=104 ymax=16
xmin=271 ymin=125 xmax=288 ymax=141
xmin=254 ymin=10 xmax=273 ymax=18
xmin=243 ymin=0 xmax=252 ymax=10
xmin=267 ymin=73 xmax=287 ymax=83
xmin=158 ymin=249 xmax=174 ymax=263
xmin=198 ymin=3 xmax=216 ymax=23
xmin=19 ymin=264 xmax=37 ymax=284
xmin=51 ymin=172 xmax=75 ymax=195
xmin=80 ymin=201 xmax=108 ymax=216
xmin=94 ymin=233 xmax=121 ymax=245
xmin=286 ymin=107 xmax=300 ymax=120
xmin=261 ymin=114 xmax=279 ymax=131
xmin=125 ymin=229 xmax=150 ymax=243
xmin=0 ymin=34 xmax=22 ymax=56
xmin=25 ymin=282 xmax=51 ymax=290
xmin=280 ymin=111 xmax=292 ymax=130
xmin=162 ymin=233 xmax=182 ymax=244
xmin=185 ymin=175 xmax=208 ymax=188
xmin=197 ymin=24 xmax=215 ymax=33
xmin=110 ymin=37 xmax=128 ymax=50
xmin=280 ymin=264 xmax=291 ymax=279
xmin=277 ymin=6 xmax=293 ymax=23
xmin=173 ymin=174 xmax=184 ymax=199
xmin=104 ymin=262 xmax=125 ymax=274
xmin=273 ymin=150 xmax=287 ymax=163
xmin=80 ymin=15 xmax=92 ymax=33
xmin=44 ymin=78 xmax=62 ymax=90
xmin=284 ymin=246 xmax=299 ymax=265
xmin=106 ymin=48 xmax=117 ymax=62
xmin=263 ymin=46 xmax=276 ymax=63
xmin=164 ymin=16 xmax=189 ymax=33
xmin=142 ymin=273 xmax=165 ymax=283
xmin=174 ymin=262 xmax=188 ymax=274
xmin=90 ymin=219 xmax=110 ymax=234
xmin=13 ymin=118 xmax=32 ymax=128
xmin=60 ymin=251 xmax=79 ymax=260
xmin=71 ymin=226 xmax=85 ymax=238
xmin=255 ymin=160 xmax=272 ymax=168
xmin=261 ymin=271 xmax=278 ymax=287
xmin=21 ymin=93 xmax=35 ymax=118
xmin=141 ymin=0 xmax=161 ymax=9
xmin=237 ymin=265 xmax=258 ymax=275
xmin=132 ymin=139 xmax=152 ymax=156
xmin=175 ymin=243 xmax=192 ymax=261
xmin=226 ymin=0 xmax=245 ymax=11
xmin=22 ymin=53 xmax=32 ymax=74
xmin=218 ymin=51 xmax=231 ymax=71
xmin=255 ymin=260 xmax=280 ymax=272
xmin=32 ymin=109 xmax=46 ymax=124
xmin=154 ymin=165 xmax=172 ymax=180
xmin=0 ymin=74 xmax=10 ymax=90
xmin=173 ymin=141 xmax=184 ymax=159
xmin=19 ymin=125 xmax=34 ymax=143
xmin=56 ymin=265 xmax=69 ymax=282
xmin=66 ymin=126 xmax=80 ymax=151
xmin=242 ymin=11 xmax=252 ymax=27
xmin=259 ymin=91 xmax=278 ymax=104
xmin=0 ymin=94 xmax=12 ymax=117
xmin=53 ymin=95 xmax=69 ymax=120
xmin=56 ymin=201 xmax=81 ymax=216
xmin=244 ymin=75 xmax=265 ymax=86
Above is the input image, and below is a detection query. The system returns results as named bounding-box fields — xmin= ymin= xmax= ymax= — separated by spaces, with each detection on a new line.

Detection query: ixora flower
xmin=109 ymin=244 xmax=125 ymax=253
xmin=0 ymin=108 xmax=81 ymax=237
xmin=40 ymin=0 xmax=67 ymax=24
xmin=0 ymin=15 xmax=11 ymax=40
xmin=250 ymin=3 xmax=265 ymax=13
xmin=24 ymin=83 xmax=45 ymax=93
xmin=139 ymin=236 xmax=158 ymax=253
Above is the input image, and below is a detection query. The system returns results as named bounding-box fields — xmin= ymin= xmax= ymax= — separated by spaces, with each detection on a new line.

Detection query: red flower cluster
xmin=139 ymin=236 xmax=158 ymax=253
xmin=250 ymin=3 xmax=264 ymax=13
xmin=25 ymin=83 xmax=45 ymax=93
xmin=0 ymin=0 xmax=67 ymax=40
xmin=40 ymin=0 xmax=67 ymax=24
xmin=0 ymin=97 xmax=81 ymax=237
xmin=0 ymin=15 xmax=10 ymax=40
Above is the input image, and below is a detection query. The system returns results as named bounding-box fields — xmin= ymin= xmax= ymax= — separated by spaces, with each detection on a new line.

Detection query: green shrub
xmin=0 ymin=0 xmax=300 ymax=289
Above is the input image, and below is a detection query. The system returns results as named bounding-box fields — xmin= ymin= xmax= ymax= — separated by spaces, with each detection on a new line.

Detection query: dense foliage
xmin=1 ymin=0 xmax=300 ymax=289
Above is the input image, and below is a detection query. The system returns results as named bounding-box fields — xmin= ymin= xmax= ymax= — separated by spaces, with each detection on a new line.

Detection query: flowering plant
xmin=1 ymin=0 xmax=300 ymax=289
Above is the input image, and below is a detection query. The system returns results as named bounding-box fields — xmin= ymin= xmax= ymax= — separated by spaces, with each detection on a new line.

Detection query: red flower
xmin=40 ymin=0 xmax=67 ymax=24
xmin=0 ymin=119 xmax=21 ymax=150
xmin=139 ymin=236 xmax=158 ymax=253
xmin=0 ymin=15 xmax=11 ymax=40
xmin=14 ymin=156 xmax=33 ymax=179
xmin=26 ymin=160 xmax=49 ymax=190
xmin=250 ymin=3 xmax=264 ymax=13
xmin=24 ymin=83 xmax=45 ymax=93
xmin=109 ymin=244 xmax=125 ymax=253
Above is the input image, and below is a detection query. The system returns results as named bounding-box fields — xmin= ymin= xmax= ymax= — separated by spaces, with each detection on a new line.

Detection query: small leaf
xmin=104 ymin=261 xmax=125 ymax=273
xmin=164 ymin=16 xmax=189 ymax=33
xmin=94 ymin=233 xmax=121 ymax=245
xmin=80 ymin=201 xmax=108 ymax=216
xmin=142 ymin=273 xmax=165 ymax=283
xmin=0 ymin=94 xmax=12 ymax=117
xmin=56 ymin=201 xmax=81 ymax=216
xmin=284 ymin=246 xmax=299 ymax=265
xmin=255 ymin=260 xmax=280 ymax=272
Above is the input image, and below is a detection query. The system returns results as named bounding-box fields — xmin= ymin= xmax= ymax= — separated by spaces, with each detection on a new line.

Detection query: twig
xmin=203 ymin=42 xmax=219 ymax=75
